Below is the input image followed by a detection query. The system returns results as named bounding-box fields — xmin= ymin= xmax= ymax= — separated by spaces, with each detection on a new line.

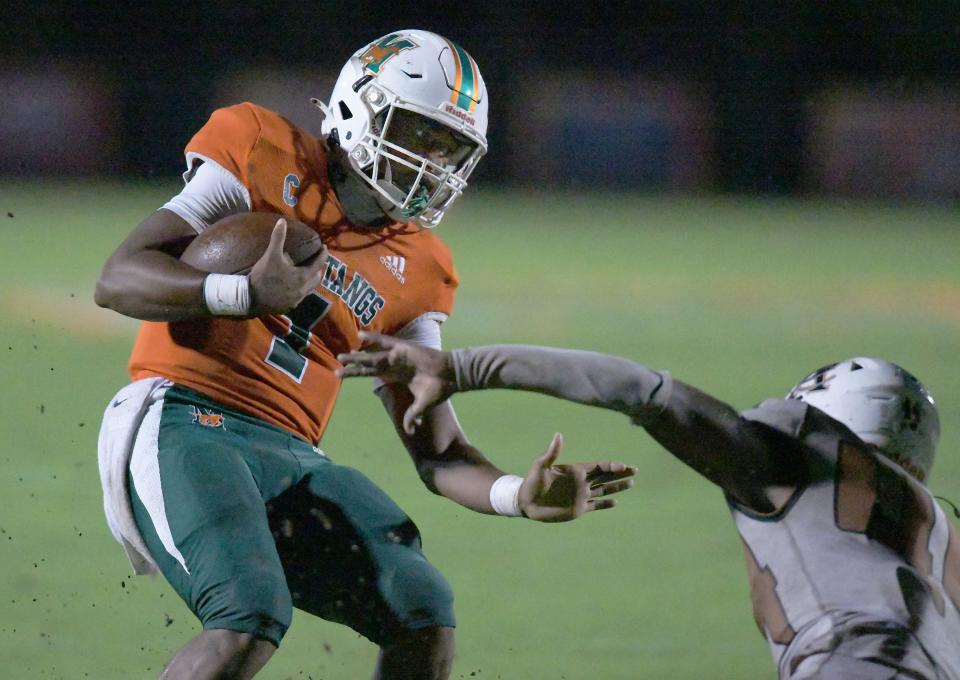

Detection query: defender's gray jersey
xmin=730 ymin=399 xmax=960 ymax=679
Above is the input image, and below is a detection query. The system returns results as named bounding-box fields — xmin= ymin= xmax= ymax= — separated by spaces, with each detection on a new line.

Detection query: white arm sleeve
xmin=371 ymin=312 xmax=448 ymax=390
xmin=161 ymin=157 xmax=251 ymax=234
xmin=392 ymin=312 xmax=448 ymax=350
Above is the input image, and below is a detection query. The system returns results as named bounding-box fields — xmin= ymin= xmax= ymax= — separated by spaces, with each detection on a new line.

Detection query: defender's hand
xmin=248 ymin=219 xmax=327 ymax=315
xmin=519 ymin=433 xmax=637 ymax=522
xmin=337 ymin=331 xmax=456 ymax=434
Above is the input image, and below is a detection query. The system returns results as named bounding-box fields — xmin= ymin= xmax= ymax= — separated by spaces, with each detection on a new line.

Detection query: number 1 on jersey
xmin=265 ymin=292 xmax=331 ymax=382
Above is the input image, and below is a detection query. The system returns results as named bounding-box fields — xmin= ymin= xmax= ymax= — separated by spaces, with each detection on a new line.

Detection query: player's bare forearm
xmin=96 ymin=210 xmax=324 ymax=321
xmin=420 ymin=443 xmax=505 ymax=514
xmin=377 ymin=383 xmax=504 ymax=513
xmin=95 ymin=209 xmax=210 ymax=321
xmin=96 ymin=249 xmax=210 ymax=320
xmin=376 ymin=381 xmax=637 ymax=520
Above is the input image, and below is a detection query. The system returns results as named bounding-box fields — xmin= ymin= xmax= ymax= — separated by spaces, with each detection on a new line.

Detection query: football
xmin=180 ymin=212 xmax=324 ymax=274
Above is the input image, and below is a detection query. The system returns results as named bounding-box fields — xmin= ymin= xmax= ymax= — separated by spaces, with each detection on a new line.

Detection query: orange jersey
xmin=129 ymin=103 xmax=458 ymax=443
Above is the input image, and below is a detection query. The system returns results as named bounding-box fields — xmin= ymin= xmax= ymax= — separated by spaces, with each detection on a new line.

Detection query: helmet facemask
xmin=319 ymin=29 xmax=489 ymax=229
xmin=352 ymin=101 xmax=484 ymax=227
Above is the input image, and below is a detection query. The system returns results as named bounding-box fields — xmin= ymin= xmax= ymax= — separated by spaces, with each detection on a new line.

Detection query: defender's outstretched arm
xmin=339 ymin=333 xmax=803 ymax=513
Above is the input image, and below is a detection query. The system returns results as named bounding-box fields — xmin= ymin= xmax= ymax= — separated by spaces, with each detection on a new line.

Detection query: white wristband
xmin=203 ymin=273 xmax=251 ymax=316
xmin=489 ymin=474 xmax=524 ymax=517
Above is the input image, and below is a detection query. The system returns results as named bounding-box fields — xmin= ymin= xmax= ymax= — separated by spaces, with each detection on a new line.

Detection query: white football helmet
xmin=786 ymin=357 xmax=940 ymax=481
xmin=316 ymin=29 xmax=488 ymax=228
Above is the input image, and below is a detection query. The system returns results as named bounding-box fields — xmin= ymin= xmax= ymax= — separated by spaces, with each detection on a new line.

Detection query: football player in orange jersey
xmin=339 ymin=334 xmax=960 ymax=680
xmin=94 ymin=30 xmax=637 ymax=680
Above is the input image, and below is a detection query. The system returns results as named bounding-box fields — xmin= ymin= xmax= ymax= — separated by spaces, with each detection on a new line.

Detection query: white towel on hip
xmin=97 ymin=377 xmax=171 ymax=575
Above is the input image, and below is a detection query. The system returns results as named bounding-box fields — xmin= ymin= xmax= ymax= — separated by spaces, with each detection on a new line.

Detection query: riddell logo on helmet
xmin=443 ymin=103 xmax=476 ymax=127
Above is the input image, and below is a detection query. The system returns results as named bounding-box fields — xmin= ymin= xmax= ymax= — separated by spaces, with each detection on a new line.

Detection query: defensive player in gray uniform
xmin=337 ymin=333 xmax=960 ymax=680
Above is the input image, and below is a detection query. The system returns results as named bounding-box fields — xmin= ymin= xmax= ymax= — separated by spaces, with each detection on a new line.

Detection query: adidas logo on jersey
xmin=379 ymin=255 xmax=407 ymax=284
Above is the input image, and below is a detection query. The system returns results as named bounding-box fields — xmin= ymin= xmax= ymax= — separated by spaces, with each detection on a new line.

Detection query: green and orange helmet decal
xmin=440 ymin=39 xmax=482 ymax=114
xmin=359 ymin=33 xmax=418 ymax=75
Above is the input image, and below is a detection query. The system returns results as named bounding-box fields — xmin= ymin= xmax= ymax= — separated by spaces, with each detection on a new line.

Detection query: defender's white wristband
xmin=203 ymin=273 xmax=251 ymax=316
xmin=489 ymin=474 xmax=524 ymax=517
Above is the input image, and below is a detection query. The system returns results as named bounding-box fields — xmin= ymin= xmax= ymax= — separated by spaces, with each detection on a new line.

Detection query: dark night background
xmin=3 ymin=1 xmax=960 ymax=198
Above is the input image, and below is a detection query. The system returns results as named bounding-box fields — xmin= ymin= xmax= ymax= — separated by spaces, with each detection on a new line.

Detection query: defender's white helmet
xmin=786 ymin=357 xmax=940 ymax=481
xmin=319 ymin=29 xmax=488 ymax=228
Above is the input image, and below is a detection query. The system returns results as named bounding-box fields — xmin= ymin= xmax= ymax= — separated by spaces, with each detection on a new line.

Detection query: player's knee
xmin=200 ymin=573 xmax=293 ymax=647
xmin=389 ymin=556 xmax=455 ymax=632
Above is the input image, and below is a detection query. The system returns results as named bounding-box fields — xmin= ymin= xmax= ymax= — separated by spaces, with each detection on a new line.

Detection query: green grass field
xmin=1 ymin=180 xmax=958 ymax=679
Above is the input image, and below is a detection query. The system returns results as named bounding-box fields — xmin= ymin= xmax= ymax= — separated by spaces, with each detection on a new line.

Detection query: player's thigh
xmin=268 ymin=462 xmax=454 ymax=646
xmin=129 ymin=399 xmax=292 ymax=645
